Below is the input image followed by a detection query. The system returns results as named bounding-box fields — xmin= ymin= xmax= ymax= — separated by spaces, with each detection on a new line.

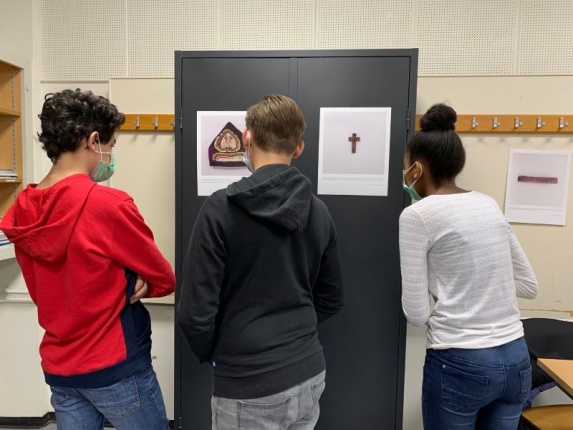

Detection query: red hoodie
xmin=0 ymin=174 xmax=175 ymax=387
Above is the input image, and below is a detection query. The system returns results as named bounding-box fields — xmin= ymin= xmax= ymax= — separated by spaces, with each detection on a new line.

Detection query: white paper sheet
xmin=317 ymin=107 xmax=391 ymax=196
xmin=196 ymin=111 xmax=249 ymax=196
xmin=504 ymin=149 xmax=572 ymax=225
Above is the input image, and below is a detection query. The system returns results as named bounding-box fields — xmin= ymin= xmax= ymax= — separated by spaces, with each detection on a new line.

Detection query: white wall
xmin=0 ymin=0 xmax=51 ymax=418
xmin=1 ymin=0 xmax=573 ymax=426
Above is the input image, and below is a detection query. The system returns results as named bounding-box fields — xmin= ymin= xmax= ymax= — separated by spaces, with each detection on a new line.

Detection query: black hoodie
xmin=177 ymin=164 xmax=344 ymax=399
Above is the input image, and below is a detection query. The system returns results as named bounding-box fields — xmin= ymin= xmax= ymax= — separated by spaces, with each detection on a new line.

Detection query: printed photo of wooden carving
xmin=208 ymin=122 xmax=245 ymax=167
xmin=517 ymin=176 xmax=558 ymax=184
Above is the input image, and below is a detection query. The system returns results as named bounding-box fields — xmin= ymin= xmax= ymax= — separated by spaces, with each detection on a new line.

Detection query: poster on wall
xmin=317 ymin=107 xmax=392 ymax=196
xmin=197 ymin=111 xmax=249 ymax=196
xmin=504 ymin=149 xmax=572 ymax=226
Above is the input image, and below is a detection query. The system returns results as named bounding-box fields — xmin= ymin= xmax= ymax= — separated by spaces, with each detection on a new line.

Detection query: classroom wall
xmin=0 ymin=0 xmax=51 ymax=418
xmin=0 ymin=0 xmax=572 ymax=427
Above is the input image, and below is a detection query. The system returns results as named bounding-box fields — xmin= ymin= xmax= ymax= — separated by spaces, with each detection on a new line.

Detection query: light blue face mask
xmin=402 ymin=163 xmax=422 ymax=200
xmin=90 ymin=142 xmax=116 ymax=182
xmin=242 ymin=148 xmax=255 ymax=174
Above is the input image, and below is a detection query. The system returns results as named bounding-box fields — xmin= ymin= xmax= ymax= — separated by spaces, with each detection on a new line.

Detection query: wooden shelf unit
xmin=0 ymin=59 xmax=23 ymax=217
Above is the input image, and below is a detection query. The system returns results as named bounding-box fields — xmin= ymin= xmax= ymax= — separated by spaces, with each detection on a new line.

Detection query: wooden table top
xmin=538 ymin=358 xmax=573 ymax=399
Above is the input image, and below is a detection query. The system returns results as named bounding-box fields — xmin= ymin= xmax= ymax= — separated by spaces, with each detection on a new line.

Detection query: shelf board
xmin=0 ymin=107 xmax=20 ymax=117
xmin=142 ymin=294 xmax=175 ymax=305
xmin=0 ymin=178 xmax=21 ymax=184
xmin=0 ymin=244 xmax=15 ymax=261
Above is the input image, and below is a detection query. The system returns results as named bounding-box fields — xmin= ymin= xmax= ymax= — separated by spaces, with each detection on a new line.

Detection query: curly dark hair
xmin=38 ymin=89 xmax=125 ymax=162
xmin=406 ymin=103 xmax=466 ymax=180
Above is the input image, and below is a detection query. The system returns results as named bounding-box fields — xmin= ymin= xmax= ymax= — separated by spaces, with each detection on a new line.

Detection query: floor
xmin=1 ymin=425 xmax=116 ymax=430
xmin=0 ymin=426 xmax=57 ymax=430
xmin=1 ymin=426 xmax=58 ymax=430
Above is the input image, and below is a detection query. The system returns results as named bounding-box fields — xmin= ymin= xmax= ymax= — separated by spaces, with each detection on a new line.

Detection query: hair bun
xmin=420 ymin=103 xmax=457 ymax=132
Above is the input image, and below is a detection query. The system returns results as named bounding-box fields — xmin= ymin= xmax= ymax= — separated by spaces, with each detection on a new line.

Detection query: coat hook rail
xmin=119 ymin=113 xmax=573 ymax=134
xmin=415 ymin=114 xmax=573 ymax=134
xmin=118 ymin=114 xmax=175 ymax=132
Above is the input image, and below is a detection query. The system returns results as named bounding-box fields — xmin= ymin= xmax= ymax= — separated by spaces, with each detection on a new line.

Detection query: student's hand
xmin=130 ymin=275 xmax=149 ymax=304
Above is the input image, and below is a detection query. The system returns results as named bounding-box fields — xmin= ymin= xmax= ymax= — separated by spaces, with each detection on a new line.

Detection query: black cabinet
xmin=175 ymin=49 xmax=418 ymax=430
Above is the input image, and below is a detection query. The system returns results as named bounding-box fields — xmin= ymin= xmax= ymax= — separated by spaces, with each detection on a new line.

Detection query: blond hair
xmin=245 ymin=94 xmax=306 ymax=154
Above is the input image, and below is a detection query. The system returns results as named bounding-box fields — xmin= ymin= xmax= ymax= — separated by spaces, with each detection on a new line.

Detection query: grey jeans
xmin=211 ymin=371 xmax=326 ymax=430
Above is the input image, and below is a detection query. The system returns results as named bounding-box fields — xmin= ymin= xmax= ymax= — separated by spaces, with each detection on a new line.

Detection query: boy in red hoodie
xmin=0 ymin=89 xmax=175 ymax=430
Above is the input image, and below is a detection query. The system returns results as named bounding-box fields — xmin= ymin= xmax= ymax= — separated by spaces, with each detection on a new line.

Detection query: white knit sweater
xmin=399 ymin=191 xmax=538 ymax=349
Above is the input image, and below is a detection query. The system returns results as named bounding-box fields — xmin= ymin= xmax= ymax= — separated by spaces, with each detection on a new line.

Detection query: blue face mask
xmin=242 ymin=148 xmax=255 ymax=173
xmin=402 ymin=163 xmax=422 ymax=200
xmin=90 ymin=142 xmax=116 ymax=182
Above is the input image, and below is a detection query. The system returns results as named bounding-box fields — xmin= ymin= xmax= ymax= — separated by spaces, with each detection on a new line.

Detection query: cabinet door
xmin=295 ymin=55 xmax=413 ymax=429
xmin=176 ymin=54 xmax=292 ymax=430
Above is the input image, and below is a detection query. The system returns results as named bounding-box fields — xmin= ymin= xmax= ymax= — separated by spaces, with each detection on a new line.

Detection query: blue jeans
xmin=50 ymin=366 xmax=169 ymax=430
xmin=211 ymin=371 xmax=326 ymax=430
xmin=422 ymin=337 xmax=531 ymax=430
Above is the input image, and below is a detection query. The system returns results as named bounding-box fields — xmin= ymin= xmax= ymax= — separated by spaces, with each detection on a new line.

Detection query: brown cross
xmin=348 ymin=133 xmax=361 ymax=153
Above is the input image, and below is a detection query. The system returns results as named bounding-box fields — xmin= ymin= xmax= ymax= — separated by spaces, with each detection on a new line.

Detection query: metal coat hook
xmin=514 ymin=117 xmax=523 ymax=129
xmin=559 ymin=117 xmax=570 ymax=129
xmin=471 ymin=117 xmax=479 ymax=129
xmin=132 ymin=116 xmax=140 ymax=128
xmin=536 ymin=117 xmax=546 ymax=129
xmin=493 ymin=117 xmax=501 ymax=129
xmin=151 ymin=116 xmax=159 ymax=128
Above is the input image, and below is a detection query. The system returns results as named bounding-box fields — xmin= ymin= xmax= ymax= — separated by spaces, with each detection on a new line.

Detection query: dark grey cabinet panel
xmin=175 ymin=50 xmax=418 ymax=430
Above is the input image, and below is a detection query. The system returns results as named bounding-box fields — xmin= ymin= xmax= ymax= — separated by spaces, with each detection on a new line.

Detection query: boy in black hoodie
xmin=177 ymin=94 xmax=344 ymax=429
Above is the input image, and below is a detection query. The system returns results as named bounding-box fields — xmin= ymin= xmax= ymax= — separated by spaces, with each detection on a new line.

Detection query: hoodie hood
xmin=227 ymin=164 xmax=312 ymax=233
xmin=0 ymin=174 xmax=96 ymax=263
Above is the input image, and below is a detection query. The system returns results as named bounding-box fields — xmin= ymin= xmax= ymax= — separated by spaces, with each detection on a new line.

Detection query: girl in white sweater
xmin=399 ymin=104 xmax=538 ymax=430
